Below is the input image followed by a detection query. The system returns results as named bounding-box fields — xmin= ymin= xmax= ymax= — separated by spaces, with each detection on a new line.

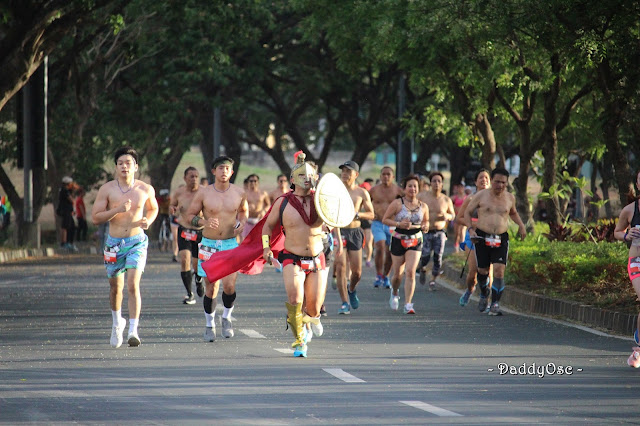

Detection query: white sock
xmin=129 ymin=318 xmax=138 ymax=335
xmin=205 ymin=312 xmax=215 ymax=328
xmin=112 ymin=310 xmax=122 ymax=326
xmin=222 ymin=306 xmax=234 ymax=319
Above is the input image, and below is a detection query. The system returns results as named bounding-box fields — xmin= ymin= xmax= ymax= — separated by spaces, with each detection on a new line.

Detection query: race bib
xmin=198 ymin=244 xmax=217 ymax=261
xmin=485 ymin=235 xmax=501 ymax=247
xmin=300 ymin=258 xmax=319 ymax=271
xmin=400 ymin=237 xmax=419 ymax=249
xmin=181 ymin=229 xmax=198 ymax=241
xmin=104 ymin=249 xmax=117 ymax=264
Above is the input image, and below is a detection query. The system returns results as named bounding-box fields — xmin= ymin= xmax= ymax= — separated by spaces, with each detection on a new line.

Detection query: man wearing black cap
xmin=335 ymin=160 xmax=375 ymax=314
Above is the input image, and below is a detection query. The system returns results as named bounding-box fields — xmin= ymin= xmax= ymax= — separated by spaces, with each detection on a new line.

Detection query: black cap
xmin=339 ymin=160 xmax=360 ymax=173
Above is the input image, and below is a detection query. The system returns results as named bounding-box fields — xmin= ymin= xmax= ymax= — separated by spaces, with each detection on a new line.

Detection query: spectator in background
xmin=450 ymin=183 xmax=467 ymax=253
xmin=57 ymin=176 xmax=78 ymax=251
xmin=359 ymin=178 xmax=375 ymax=267
xmin=200 ymin=177 xmax=209 ymax=187
xmin=75 ymin=186 xmax=88 ymax=242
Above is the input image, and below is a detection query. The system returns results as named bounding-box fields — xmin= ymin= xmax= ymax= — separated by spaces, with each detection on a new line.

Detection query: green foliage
xmin=508 ymin=238 xmax=635 ymax=313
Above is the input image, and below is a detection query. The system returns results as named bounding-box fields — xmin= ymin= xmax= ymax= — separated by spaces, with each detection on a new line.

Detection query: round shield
xmin=314 ymin=172 xmax=356 ymax=228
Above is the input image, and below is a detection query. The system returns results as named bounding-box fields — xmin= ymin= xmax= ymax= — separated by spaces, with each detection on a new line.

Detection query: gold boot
xmin=285 ymin=302 xmax=307 ymax=355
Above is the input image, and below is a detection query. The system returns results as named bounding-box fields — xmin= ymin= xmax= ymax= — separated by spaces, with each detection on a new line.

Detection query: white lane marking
xmin=274 ymin=348 xmax=294 ymax=354
xmin=400 ymin=401 xmax=463 ymax=417
xmin=239 ymin=329 xmax=266 ymax=339
xmin=322 ymin=368 xmax=366 ymax=383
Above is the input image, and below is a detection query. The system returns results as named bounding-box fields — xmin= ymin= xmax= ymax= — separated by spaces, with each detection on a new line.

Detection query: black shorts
xmin=474 ymin=228 xmax=509 ymax=269
xmin=177 ymin=225 xmax=203 ymax=257
xmin=360 ymin=219 xmax=371 ymax=230
xmin=340 ymin=227 xmax=365 ymax=251
xmin=60 ymin=213 xmax=75 ymax=230
xmin=390 ymin=233 xmax=423 ymax=256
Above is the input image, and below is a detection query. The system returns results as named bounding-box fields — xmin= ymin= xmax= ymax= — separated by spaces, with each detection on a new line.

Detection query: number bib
xmin=104 ymin=250 xmax=117 ymax=264
xmin=400 ymin=237 xmax=420 ymax=249
xmin=198 ymin=244 xmax=217 ymax=261
xmin=181 ymin=229 xmax=198 ymax=241
xmin=485 ymin=234 xmax=501 ymax=248
xmin=300 ymin=258 xmax=320 ymax=271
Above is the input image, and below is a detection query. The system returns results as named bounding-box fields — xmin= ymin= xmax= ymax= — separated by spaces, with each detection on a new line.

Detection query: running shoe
xmin=331 ymin=277 xmax=337 ymax=290
xmin=429 ymin=280 xmax=436 ymax=291
xmin=204 ymin=326 xmax=216 ymax=342
xmin=488 ymin=302 xmax=503 ymax=316
xmin=110 ymin=317 xmax=126 ymax=348
xmin=419 ymin=267 xmax=427 ymax=286
xmin=293 ymin=343 xmax=308 ymax=357
xmin=172 ymin=255 xmax=178 ymax=262
xmin=183 ymin=294 xmax=196 ymax=305
xmin=221 ymin=317 xmax=234 ymax=338
xmin=389 ymin=290 xmax=400 ymax=311
xmin=403 ymin=303 xmax=415 ymax=314
xmin=366 ymin=260 xmax=372 ymax=268
xmin=338 ymin=302 xmax=351 ymax=315
xmin=459 ymin=291 xmax=471 ymax=307
xmin=635 ymin=329 xmax=639 ymax=345
xmin=305 ymin=326 xmax=313 ymax=343
xmin=310 ymin=319 xmax=323 ymax=337
xmin=374 ymin=275 xmax=382 ymax=288
xmin=195 ymin=277 xmax=204 ymax=297
xmin=478 ymin=296 xmax=489 ymax=313
xmin=348 ymin=289 xmax=360 ymax=309
xmin=383 ymin=276 xmax=391 ymax=289
xmin=127 ymin=331 xmax=141 ymax=347
xmin=320 ymin=304 xmax=327 ymax=317
xmin=628 ymin=347 xmax=640 ymax=368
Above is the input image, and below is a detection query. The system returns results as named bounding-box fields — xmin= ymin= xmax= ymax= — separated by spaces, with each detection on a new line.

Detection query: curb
xmin=442 ymin=264 xmax=637 ymax=337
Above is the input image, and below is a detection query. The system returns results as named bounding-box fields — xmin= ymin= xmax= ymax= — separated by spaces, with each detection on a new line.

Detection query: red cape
xmin=201 ymin=196 xmax=287 ymax=283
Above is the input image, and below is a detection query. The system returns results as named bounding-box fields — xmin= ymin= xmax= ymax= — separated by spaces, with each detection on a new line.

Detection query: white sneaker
xmin=389 ymin=290 xmax=400 ymax=310
xmin=221 ymin=317 xmax=234 ymax=338
xmin=110 ymin=318 xmax=126 ymax=348
xmin=127 ymin=331 xmax=141 ymax=347
xmin=403 ymin=303 xmax=415 ymax=314
xmin=310 ymin=319 xmax=323 ymax=337
xmin=204 ymin=326 xmax=216 ymax=342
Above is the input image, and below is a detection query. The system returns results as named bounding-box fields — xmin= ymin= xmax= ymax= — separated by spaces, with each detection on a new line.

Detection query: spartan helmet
xmin=290 ymin=151 xmax=317 ymax=190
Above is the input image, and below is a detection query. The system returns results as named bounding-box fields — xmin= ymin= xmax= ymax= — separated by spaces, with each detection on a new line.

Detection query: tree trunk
xmin=514 ymin=154 xmax=534 ymax=229
xmin=599 ymin=156 xmax=614 ymax=218
xmin=475 ymin=113 xmax=496 ymax=170
xmin=602 ymin=101 xmax=633 ymax=208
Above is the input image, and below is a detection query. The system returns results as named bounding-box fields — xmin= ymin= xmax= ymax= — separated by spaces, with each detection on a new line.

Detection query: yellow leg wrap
xmin=286 ymin=302 xmax=305 ymax=348
xmin=302 ymin=313 xmax=320 ymax=325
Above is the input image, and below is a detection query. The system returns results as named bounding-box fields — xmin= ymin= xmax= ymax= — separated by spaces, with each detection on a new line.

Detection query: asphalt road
xmin=1 ymin=249 xmax=639 ymax=424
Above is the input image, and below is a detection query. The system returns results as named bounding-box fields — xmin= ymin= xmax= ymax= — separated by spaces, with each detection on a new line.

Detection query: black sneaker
xmin=478 ymin=296 xmax=489 ymax=312
xmin=183 ymin=294 xmax=196 ymax=305
xmin=320 ymin=304 xmax=327 ymax=317
xmin=195 ymin=277 xmax=204 ymax=297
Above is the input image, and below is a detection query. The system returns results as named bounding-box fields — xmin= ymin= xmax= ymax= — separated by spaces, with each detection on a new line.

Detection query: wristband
xmin=191 ymin=216 xmax=201 ymax=227
xmin=624 ymin=230 xmax=629 ymax=242
xmin=262 ymin=234 xmax=270 ymax=249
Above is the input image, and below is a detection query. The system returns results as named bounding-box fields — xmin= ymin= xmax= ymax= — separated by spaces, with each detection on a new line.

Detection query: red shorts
xmin=279 ymin=250 xmax=326 ymax=274
xmin=628 ymin=257 xmax=640 ymax=281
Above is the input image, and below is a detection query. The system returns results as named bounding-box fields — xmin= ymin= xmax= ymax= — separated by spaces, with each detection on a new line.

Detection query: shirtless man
xmin=262 ymin=153 xmax=329 ymax=357
xmin=92 ymin=146 xmax=159 ymax=348
xmin=417 ymin=171 xmax=455 ymax=290
xmin=185 ymin=156 xmax=248 ymax=341
xmin=463 ymin=167 xmax=526 ymax=316
xmin=269 ymin=174 xmax=290 ymax=204
xmin=335 ymin=160 xmax=375 ymax=314
xmin=169 ymin=167 xmax=205 ymax=305
xmin=368 ymin=166 xmax=404 ymax=289
xmin=242 ymin=174 xmax=271 ymax=240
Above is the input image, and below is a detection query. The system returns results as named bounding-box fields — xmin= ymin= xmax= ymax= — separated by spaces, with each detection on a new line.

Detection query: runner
xmin=91 ymin=146 xmax=158 ymax=348
xmin=463 ymin=167 xmax=526 ymax=315
xmin=261 ymin=153 xmax=335 ymax=356
xmin=368 ymin=166 xmax=403 ymax=289
xmin=450 ymin=183 xmax=467 ymax=253
xmin=334 ymin=160 xmax=375 ymax=314
xmin=382 ymin=174 xmax=429 ymax=314
xmin=456 ymin=169 xmax=492 ymax=307
xmin=613 ymin=170 xmax=640 ymax=367
xmin=185 ymin=156 xmax=247 ymax=342
xmin=242 ymin=174 xmax=271 ymax=240
xmin=169 ymin=167 xmax=205 ymax=305
xmin=269 ymin=174 xmax=290 ymax=204
xmin=417 ymin=171 xmax=455 ymax=290
xmin=360 ymin=178 xmax=375 ymax=267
